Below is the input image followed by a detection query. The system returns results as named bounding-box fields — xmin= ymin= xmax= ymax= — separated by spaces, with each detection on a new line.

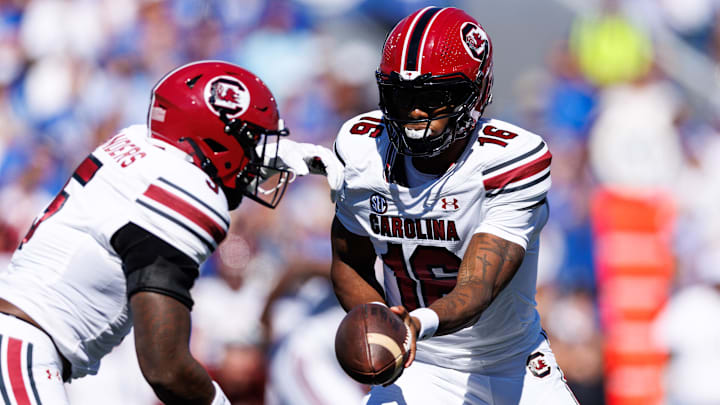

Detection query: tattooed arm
xmin=132 ymin=292 xmax=215 ymax=405
xmin=392 ymin=232 xmax=524 ymax=338
xmin=429 ymin=232 xmax=525 ymax=335
xmin=388 ymin=232 xmax=524 ymax=368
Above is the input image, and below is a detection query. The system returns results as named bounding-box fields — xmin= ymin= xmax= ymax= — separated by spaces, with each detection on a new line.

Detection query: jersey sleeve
xmin=332 ymin=111 xmax=385 ymax=237
xmin=475 ymin=125 xmax=552 ymax=249
xmin=475 ymin=199 xmax=549 ymax=249
xmin=129 ymin=175 xmax=230 ymax=264
xmin=334 ymin=201 xmax=370 ymax=236
xmin=332 ymin=110 xmax=385 ymax=170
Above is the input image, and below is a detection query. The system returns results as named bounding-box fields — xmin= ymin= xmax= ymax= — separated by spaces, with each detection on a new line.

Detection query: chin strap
xmin=178 ymin=137 xmax=219 ymax=181
xmin=455 ymin=112 xmax=476 ymax=140
xmin=222 ymin=115 xmax=267 ymax=183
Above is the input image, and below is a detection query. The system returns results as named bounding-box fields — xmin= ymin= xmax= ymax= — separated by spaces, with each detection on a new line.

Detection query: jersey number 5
xmin=19 ymin=155 xmax=102 ymax=249
xmin=382 ymin=243 xmax=461 ymax=311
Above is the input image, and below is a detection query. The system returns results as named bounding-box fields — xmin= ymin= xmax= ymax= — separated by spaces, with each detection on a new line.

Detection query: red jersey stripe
xmin=7 ymin=338 xmax=32 ymax=405
xmin=360 ymin=116 xmax=382 ymax=123
xmin=484 ymin=150 xmax=551 ymax=191
xmin=143 ymin=185 xmax=226 ymax=245
xmin=72 ymin=155 xmax=102 ymax=186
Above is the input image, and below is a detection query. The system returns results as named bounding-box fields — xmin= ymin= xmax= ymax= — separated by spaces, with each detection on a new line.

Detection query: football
xmin=334 ymin=302 xmax=410 ymax=385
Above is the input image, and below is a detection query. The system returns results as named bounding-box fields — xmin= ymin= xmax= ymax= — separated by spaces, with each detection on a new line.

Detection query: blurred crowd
xmin=2 ymin=0 xmax=720 ymax=404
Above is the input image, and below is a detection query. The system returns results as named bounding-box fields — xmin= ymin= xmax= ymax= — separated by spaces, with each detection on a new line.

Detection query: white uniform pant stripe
xmin=0 ymin=334 xmax=41 ymax=405
xmin=0 ymin=335 xmax=12 ymax=405
xmin=25 ymin=344 xmax=42 ymax=405
xmin=0 ymin=314 xmax=68 ymax=405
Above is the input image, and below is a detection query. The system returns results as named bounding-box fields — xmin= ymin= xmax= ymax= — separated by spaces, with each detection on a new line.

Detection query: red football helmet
xmin=148 ymin=60 xmax=291 ymax=209
xmin=377 ymin=7 xmax=493 ymax=157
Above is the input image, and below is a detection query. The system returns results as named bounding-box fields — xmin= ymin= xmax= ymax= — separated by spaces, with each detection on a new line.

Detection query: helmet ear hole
xmin=204 ymin=138 xmax=228 ymax=152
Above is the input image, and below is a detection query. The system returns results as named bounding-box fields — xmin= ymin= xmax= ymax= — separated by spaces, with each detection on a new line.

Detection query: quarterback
xmin=0 ymin=61 xmax=341 ymax=404
xmin=330 ymin=7 xmax=578 ymax=405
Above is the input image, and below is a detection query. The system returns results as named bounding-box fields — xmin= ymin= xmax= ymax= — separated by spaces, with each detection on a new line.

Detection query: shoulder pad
xmin=474 ymin=119 xmax=552 ymax=200
xmin=334 ymin=110 xmax=387 ymax=170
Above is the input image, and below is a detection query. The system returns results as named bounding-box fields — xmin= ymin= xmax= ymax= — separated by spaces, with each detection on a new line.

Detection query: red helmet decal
xmin=204 ymin=76 xmax=251 ymax=119
xmin=461 ymin=22 xmax=489 ymax=62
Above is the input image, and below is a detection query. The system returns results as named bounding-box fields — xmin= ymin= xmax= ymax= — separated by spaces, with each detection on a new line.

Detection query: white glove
xmin=258 ymin=139 xmax=345 ymax=202
xmin=210 ymin=381 xmax=231 ymax=405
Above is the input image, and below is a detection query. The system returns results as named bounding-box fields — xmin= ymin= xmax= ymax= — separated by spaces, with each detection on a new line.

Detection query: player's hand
xmin=380 ymin=305 xmax=417 ymax=387
xmin=258 ymin=140 xmax=344 ymax=202
xmin=389 ymin=305 xmax=418 ymax=369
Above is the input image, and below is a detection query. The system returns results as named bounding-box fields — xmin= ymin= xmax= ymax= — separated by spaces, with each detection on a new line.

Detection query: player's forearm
xmin=147 ymin=356 xmax=215 ymax=405
xmin=428 ymin=233 xmax=525 ymax=336
xmin=330 ymin=217 xmax=384 ymax=311
xmin=428 ymin=270 xmax=492 ymax=336
xmin=331 ymin=262 xmax=385 ymax=311
xmin=131 ymin=292 xmax=215 ymax=404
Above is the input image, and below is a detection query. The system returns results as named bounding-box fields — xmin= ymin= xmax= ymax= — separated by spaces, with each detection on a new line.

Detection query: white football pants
xmin=363 ymin=333 xmax=579 ymax=405
xmin=0 ymin=313 xmax=68 ymax=405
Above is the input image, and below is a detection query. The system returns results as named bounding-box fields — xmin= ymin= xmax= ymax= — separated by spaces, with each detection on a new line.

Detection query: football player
xmin=0 ymin=60 xmax=342 ymax=405
xmin=330 ymin=7 xmax=579 ymax=405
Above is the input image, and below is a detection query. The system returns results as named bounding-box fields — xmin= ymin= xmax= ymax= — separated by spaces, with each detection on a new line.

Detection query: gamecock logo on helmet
xmin=204 ymin=76 xmax=251 ymax=119
xmin=461 ymin=22 xmax=488 ymax=62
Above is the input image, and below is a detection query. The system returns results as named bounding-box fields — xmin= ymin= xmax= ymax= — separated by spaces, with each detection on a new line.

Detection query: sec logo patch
xmin=370 ymin=193 xmax=388 ymax=214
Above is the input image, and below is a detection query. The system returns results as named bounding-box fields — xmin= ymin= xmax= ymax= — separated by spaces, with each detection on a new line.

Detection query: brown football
xmin=334 ymin=302 xmax=410 ymax=385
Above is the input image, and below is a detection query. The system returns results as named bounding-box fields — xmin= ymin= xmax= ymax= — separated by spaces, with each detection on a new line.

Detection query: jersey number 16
xmin=382 ymin=243 xmax=461 ymax=311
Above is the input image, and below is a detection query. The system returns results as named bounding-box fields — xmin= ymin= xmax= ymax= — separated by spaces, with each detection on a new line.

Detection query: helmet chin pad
xmin=385 ymin=115 xmax=464 ymax=157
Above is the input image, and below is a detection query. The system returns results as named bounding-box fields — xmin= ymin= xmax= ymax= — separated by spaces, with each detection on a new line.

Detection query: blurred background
xmin=1 ymin=0 xmax=720 ymax=404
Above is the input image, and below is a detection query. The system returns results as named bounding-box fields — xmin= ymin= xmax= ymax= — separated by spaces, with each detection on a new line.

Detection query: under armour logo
xmin=46 ymin=369 xmax=61 ymax=381
xmin=441 ymin=198 xmax=459 ymax=211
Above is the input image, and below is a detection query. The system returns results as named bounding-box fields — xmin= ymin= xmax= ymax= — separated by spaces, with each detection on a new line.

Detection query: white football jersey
xmin=0 ymin=125 xmax=230 ymax=379
xmin=334 ymin=111 xmax=551 ymax=372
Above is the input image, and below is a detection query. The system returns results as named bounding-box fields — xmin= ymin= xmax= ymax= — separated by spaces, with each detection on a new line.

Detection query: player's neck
xmin=411 ymin=136 xmax=470 ymax=175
